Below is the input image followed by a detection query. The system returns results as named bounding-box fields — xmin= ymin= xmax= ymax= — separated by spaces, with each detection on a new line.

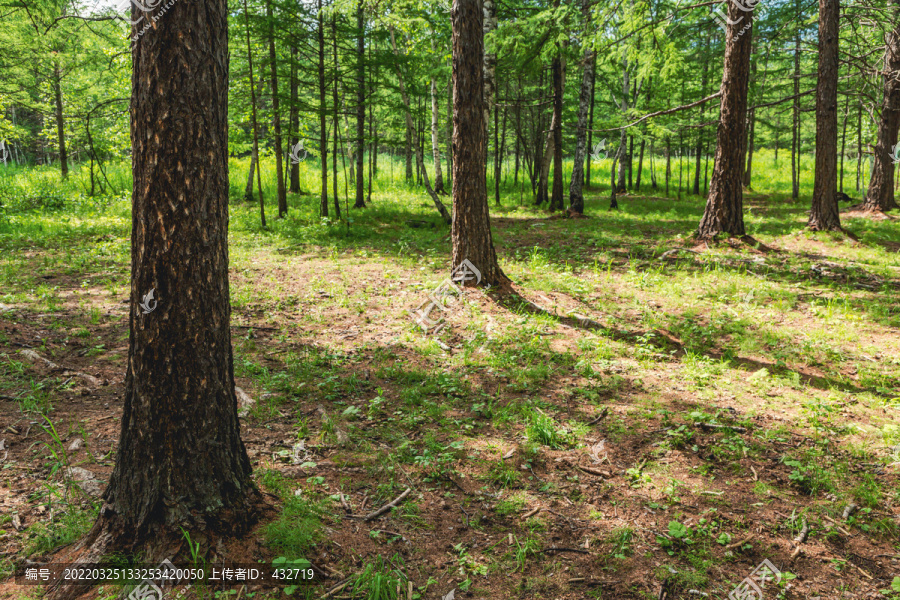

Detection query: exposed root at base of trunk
xmin=47 ymin=492 xmax=270 ymax=600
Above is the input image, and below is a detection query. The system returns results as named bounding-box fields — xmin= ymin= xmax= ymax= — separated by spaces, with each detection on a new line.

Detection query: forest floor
xmin=0 ymin=180 xmax=899 ymax=600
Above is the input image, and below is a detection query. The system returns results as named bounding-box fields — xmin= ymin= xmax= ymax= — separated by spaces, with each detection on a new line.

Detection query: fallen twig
xmin=725 ymin=534 xmax=754 ymax=550
xmin=364 ymin=487 xmax=411 ymax=521
xmin=793 ymin=519 xmax=810 ymax=544
xmin=842 ymin=503 xmax=859 ymax=520
xmin=522 ymin=507 xmax=542 ymax=520
xmin=586 ymin=407 xmax=609 ymax=425
xmin=541 ymin=547 xmax=590 ymax=555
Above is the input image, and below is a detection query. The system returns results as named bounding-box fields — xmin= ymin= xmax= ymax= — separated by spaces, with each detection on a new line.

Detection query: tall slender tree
xmin=354 ymin=0 xmax=366 ymax=208
xmin=266 ymin=0 xmax=287 ymax=218
xmin=809 ymin=0 xmax=842 ymax=230
xmin=568 ymin=0 xmax=595 ymax=214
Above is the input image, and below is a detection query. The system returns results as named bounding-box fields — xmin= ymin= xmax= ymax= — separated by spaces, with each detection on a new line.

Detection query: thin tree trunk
xmin=809 ymin=0 xmax=842 ymax=230
xmin=243 ymin=0 xmax=266 ymax=227
xmin=840 ymin=93 xmax=849 ymax=192
xmin=266 ymin=0 xmax=287 ymax=218
xmin=856 ymin=104 xmax=862 ymax=192
xmin=51 ymin=64 xmax=69 ymax=179
xmin=354 ymin=0 xmax=366 ymax=208
xmin=431 ymin=64 xmax=446 ymax=194
xmin=586 ymin=55 xmax=596 ymax=188
xmin=318 ymin=0 xmax=328 ymax=217
xmin=483 ymin=0 xmax=498 ymax=171
xmin=551 ymin=47 xmax=564 ymax=211
xmin=332 ymin=15 xmax=341 ymax=220
xmin=863 ymin=0 xmax=900 ymax=211
xmin=635 ymin=139 xmax=645 ymax=191
xmin=697 ymin=2 xmax=752 ymax=239
xmin=792 ymin=16 xmax=801 ymax=200
xmin=389 ymin=27 xmax=452 ymax=223
xmin=244 ymin=145 xmax=257 ymax=202
xmin=288 ymin=46 xmax=300 ymax=194
xmin=568 ymin=0 xmax=596 ymax=214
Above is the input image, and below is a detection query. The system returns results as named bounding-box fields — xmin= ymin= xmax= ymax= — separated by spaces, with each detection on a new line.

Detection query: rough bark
xmin=56 ymin=0 xmax=257 ymax=582
xmin=792 ymin=15 xmax=801 ymax=200
xmin=266 ymin=0 xmax=287 ymax=218
xmin=568 ymin=0 xmax=595 ymax=214
xmin=697 ymin=1 xmax=752 ymax=239
xmin=863 ymin=0 xmax=900 ymax=212
xmin=452 ymin=0 xmax=507 ymax=286
xmin=809 ymin=0 xmax=842 ymax=230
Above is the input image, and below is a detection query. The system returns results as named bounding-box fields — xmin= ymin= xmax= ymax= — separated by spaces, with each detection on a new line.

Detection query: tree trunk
xmin=635 ymin=138 xmax=645 ymax=191
xmin=568 ymin=0 xmax=596 ymax=214
xmin=536 ymin=114 xmax=554 ymax=205
xmin=288 ymin=46 xmax=300 ymax=194
xmin=354 ymin=0 xmax=366 ymax=208
xmin=267 ymin=0 xmax=287 ymax=218
xmin=743 ymin=107 xmax=756 ymax=188
xmin=452 ymin=0 xmax=506 ymax=286
xmin=405 ymin=125 xmax=413 ymax=181
xmin=243 ymin=0 xmax=266 ymax=227
xmin=809 ymin=0 xmax=842 ymax=230
xmin=586 ymin=55 xmax=596 ymax=188
xmin=483 ymin=0 xmax=497 ymax=170
xmin=616 ymin=61 xmax=629 ymax=191
xmin=792 ymin=18 xmax=801 ymax=200
xmin=431 ymin=72 xmax=446 ymax=194
xmin=863 ymin=0 xmax=900 ymax=211
xmin=318 ymin=0 xmax=328 ymax=217
xmin=840 ymin=94 xmax=849 ymax=192
xmin=332 ymin=15 xmax=341 ymax=220
xmin=52 ymin=63 xmax=69 ymax=179
xmin=856 ymin=104 xmax=862 ymax=192
xmin=389 ymin=27 xmax=452 ymax=224
xmin=550 ymin=51 xmax=564 ymax=211
xmin=697 ymin=3 xmax=752 ymax=239
xmin=244 ymin=145 xmax=257 ymax=202
xmin=64 ymin=0 xmax=257 ymax=572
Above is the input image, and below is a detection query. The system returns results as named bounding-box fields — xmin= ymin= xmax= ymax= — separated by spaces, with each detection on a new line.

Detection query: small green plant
xmin=609 ymin=527 xmax=634 ymax=559
xmin=657 ymin=521 xmax=694 ymax=555
xmin=350 ymin=555 xmax=408 ymax=600
xmin=525 ymin=410 xmax=570 ymax=449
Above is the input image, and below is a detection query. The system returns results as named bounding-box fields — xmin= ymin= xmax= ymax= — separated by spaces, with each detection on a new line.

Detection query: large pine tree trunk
xmin=52 ymin=63 xmax=69 ymax=179
xmin=61 ymin=0 xmax=257 ymax=575
xmin=267 ymin=0 xmax=287 ymax=217
xmin=809 ymin=0 xmax=842 ymax=230
xmin=697 ymin=4 xmax=752 ymax=239
xmin=452 ymin=0 xmax=506 ymax=286
xmin=863 ymin=0 xmax=900 ymax=212
xmin=568 ymin=0 xmax=595 ymax=214
xmin=318 ymin=0 xmax=328 ymax=217
xmin=354 ymin=0 xmax=366 ymax=208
